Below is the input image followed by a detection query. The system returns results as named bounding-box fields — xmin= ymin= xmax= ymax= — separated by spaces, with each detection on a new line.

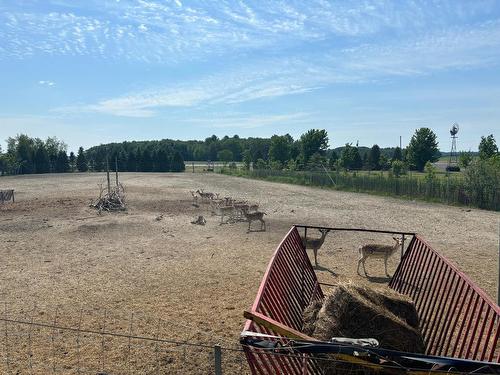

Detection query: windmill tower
xmin=447 ymin=123 xmax=459 ymax=171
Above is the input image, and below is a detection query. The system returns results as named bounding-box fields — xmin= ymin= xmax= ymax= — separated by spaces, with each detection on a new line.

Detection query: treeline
xmin=0 ymin=135 xmax=72 ymax=175
xmin=84 ymin=140 xmax=185 ymax=172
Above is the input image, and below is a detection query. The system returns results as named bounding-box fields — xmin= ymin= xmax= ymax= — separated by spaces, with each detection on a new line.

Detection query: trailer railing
xmin=242 ymin=225 xmax=500 ymax=374
xmin=390 ymin=234 xmax=500 ymax=362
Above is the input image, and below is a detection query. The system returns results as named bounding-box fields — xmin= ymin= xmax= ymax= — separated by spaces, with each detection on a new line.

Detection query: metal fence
xmin=225 ymin=169 xmax=500 ymax=211
xmin=0 ymin=302 xmax=249 ymax=374
xmin=242 ymin=225 xmax=500 ymax=374
xmin=390 ymin=234 xmax=500 ymax=361
xmin=0 ymin=189 xmax=14 ymax=204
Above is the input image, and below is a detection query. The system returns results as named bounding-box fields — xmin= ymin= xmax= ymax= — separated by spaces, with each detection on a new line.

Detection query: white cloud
xmin=38 ymin=80 xmax=56 ymax=86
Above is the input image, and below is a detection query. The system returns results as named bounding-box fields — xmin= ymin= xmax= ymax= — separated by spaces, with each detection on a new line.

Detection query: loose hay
xmin=303 ymin=282 xmax=424 ymax=354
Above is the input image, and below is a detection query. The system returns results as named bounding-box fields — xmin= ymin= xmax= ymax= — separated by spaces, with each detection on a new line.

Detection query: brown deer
xmin=300 ymin=229 xmax=330 ymax=267
xmin=357 ymin=237 xmax=402 ymax=277
xmin=241 ymin=207 xmax=266 ymax=232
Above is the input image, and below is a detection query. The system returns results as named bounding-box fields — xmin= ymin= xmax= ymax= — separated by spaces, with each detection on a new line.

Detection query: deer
xmin=196 ymin=189 xmax=215 ymax=201
xmin=189 ymin=191 xmax=199 ymax=206
xmin=241 ymin=207 xmax=266 ymax=232
xmin=300 ymin=229 xmax=330 ymax=267
xmin=357 ymin=237 xmax=402 ymax=277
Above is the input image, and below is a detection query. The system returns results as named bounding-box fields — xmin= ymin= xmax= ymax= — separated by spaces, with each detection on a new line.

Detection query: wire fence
xmin=0 ymin=301 xmax=250 ymax=375
xmin=221 ymin=169 xmax=500 ymax=211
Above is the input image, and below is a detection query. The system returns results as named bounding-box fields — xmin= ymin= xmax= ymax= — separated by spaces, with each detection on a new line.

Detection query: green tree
xmin=300 ymin=129 xmax=329 ymax=163
xmin=55 ymin=150 xmax=70 ymax=173
xmin=217 ymin=149 xmax=234 ymax=165
xmin=268 ymin=135 xmax=291 ymax=164
xmin=155 ymin=149 xmax=171 ymax=172
xmin=478 ymin=135 xmax=498 ymax=160
xmin=406 ymin=128 xmax=440 ymax=171
xmin=459 ymin=151 xmax=473 ymax=169
xmin=69 ymin=152 xmax=76 ymax=172
xmin=391 ymin=160 xmax=406 ymax=177
xmin=170 ymin=151 xmax=185 ymax=172
xmin=368 ymin=144 xmax=381 ymax=170
xmin=255 ymin=158 xmax=267 ymax=169
xmin=392 ymin=147 xmax=403 ymax=161
xmin=464 ymin=155 xmax=500 ymax=209
xmin=76 ymin=147 xmax=88 ymax=172
xmin=328 ymin=150 xmax=338 ymax=170
xmin=33 ymin=142 xmax=50 ymax=174
xmin=242 ymin=149 xmax=252 ymax=170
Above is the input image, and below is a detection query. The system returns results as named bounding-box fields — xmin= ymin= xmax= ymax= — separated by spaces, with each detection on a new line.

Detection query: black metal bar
xmin=293 ymin=224 xmax=416 ymax=236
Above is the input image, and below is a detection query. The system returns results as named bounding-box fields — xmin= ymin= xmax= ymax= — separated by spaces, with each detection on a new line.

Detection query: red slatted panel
xmin=389 ymin=234 xmax=500 ymax=362
xmin=242 ymin=227 xmax=324 ymax=374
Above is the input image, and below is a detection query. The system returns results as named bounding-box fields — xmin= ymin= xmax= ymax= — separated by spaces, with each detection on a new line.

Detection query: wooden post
xmin=115 ymin=156 xmax=119 ymax=187
xmin=214 ymin=344 xmax=222 ymax=375
xmin=106 ymin=156 xmax=111 ymax=195
xmin=192 ymin=162 xmax=194 ymax=173
xmin=401 ymin=234 xmax=405 ymax=260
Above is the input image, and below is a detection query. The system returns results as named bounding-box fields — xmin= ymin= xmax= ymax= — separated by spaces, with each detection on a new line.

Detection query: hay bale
xmin=303 ymin=283 xmax=424 ymax=354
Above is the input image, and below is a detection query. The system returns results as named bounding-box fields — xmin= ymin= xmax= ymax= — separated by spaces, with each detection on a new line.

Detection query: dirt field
xmin=0 ymin=172 xmax=498 ymax=374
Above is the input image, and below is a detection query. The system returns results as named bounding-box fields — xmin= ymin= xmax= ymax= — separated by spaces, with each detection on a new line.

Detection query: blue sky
xmin=0 ymin=0 xmax=499 ymax=152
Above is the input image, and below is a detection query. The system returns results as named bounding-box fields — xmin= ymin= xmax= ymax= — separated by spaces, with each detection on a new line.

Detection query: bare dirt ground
xmin=0 ymin=172 xmax=498 ymax=374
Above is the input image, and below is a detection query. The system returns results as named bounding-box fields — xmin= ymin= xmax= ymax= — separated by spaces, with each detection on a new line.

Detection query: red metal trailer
xmin=241 ymin=225 xmax=500 ymax=374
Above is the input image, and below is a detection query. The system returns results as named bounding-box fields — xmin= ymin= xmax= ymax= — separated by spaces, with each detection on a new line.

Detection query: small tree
xmin=268 ymin=135 xmax=291 ymax=164
xmin=76 ymin=147 xmax=88 ymax=172
xmin=300 ymin=129 xmax=329 ymax=164
xmin=217 ymin=149 xmax=233 ymax=166
xmin=459 ymin=151 xmax=473 ymax=169
xmin=328 ymin=150 xmax=338 ymax=170
xmin=392 ymin=147 xmax=403 ymax=161
xmin=55 ymin=150 xmax=70 ymax=173
xmin=69 ymin=152 xmax=76 ymax=172
xmin=368 ymin=144 xmax=381 ymax=170
xmin=391 ymin=160 xmax=406 ymax=177
xmin=478 ymin=135 xmax=498 ymax=160
xmin=242 ymin=149 xmax=252 ymax=170
xmin=255 ymin=158 xmax=267 ymax=170
xmin=406 ymin=128 xmax=440 ymax=171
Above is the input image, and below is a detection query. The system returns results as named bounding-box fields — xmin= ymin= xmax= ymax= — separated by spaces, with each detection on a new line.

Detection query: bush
xmin=445 ymin=165 xmax=461 ymax=172
xmin=391 ymin=160 xmax=406 ymax=177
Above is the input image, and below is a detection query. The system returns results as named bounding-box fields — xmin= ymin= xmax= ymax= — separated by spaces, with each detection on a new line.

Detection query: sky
xmin=0 ymin=0 xmax=499 ymax=153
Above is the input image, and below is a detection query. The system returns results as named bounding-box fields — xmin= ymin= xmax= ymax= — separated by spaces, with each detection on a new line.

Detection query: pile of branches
xmin=90 ymin=183 xmax=126 ymax=213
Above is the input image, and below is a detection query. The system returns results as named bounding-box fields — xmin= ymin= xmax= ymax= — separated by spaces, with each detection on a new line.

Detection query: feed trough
xmin=241 ymin=225 xmax=500 ymax=374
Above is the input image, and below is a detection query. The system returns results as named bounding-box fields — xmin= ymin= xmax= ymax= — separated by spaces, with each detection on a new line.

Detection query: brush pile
xmin=303 ymin=282 xmax=424 ymax=353
xmin=90 ymin=184 xmax=126 ymax=213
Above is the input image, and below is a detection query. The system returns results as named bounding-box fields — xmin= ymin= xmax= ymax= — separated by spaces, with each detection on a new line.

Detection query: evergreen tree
xmin=392 ymin=146 xmax=403 ymax=161
xmin=76 ymin=147 xmax=88 ymax=172
xmin=368 ymin=144 xmax=381 ymax=170
xmin=406 ymin=128 xmax=440 ymax=171
xmin=170 ymin=151 xmax=185 ymax=172
xmin=34 ymin=144 xmax=50 ymax=174
xmin=155 ymin=149 xmax=171 ymax=172
xmin=55 ymin=150 xmax=70 ymax=173
xmin=69 ymin=151 xmax=76 ymax=172
xmin=140 ymin=149 xmax=154 ymax=172
xmin=127 ymin=150 xmax=137 ymax=172
xmin=328 ymin=150 xmax=338 ymax=169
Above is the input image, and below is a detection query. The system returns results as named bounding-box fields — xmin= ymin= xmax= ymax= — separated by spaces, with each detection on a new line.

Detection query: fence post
xmin=401 ymin=234 xmax=405 ymax=260
xmin=214 ymin=344 xmax=222 ymax=375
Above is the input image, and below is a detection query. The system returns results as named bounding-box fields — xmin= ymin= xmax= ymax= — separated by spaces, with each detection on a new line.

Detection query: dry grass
xmin=0 ymin=172 xmax=498 ymax=373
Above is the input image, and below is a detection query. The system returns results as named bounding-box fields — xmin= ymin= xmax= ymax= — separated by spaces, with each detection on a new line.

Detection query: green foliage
xmin=300 ymin=129 xmax=328 ymax=163
xmin=406 ymin=128 xmax=440 ymax=171
xmin=255 ymin=158 xmax=267 ymax=170
xmin=217 ymin=149 xmax=234 ymax=165
xmin=424 ymin=161 xmax=437 ymax=184
xmin=307 ymin=152 xmax=327 ymax=171
xmin=268 ymin=135 xmax=291 ymax=164
xmin=340 ymin=144 xmax=362 ymax=170
xmin=286 ymin=159 xmax=298 ymax=171
xmin=379 ymin=155 xmax=390 ymax=171
xmin=391 ymin=160 xmax=406 ymax=177
xmin=392 ymin=147 xmax=403 ymax=161
xmin=75 ymin=147 xmax=87 ymax=172
xmin=328 ymin=150 xmax=338 ymax=169
xmin=170 ymin=151 xmax=185 ymax=172
xmin=367 ymin=144 xmax=381 ymax=170
xmin=268 ymin=160 xmax=283 ymax=170
xmin=459 ymin=151 xmax=473 ymax=169
xmin=242 ymin=149 xmax=252 ymax=170
xmin=464 ymin=156 xmax=500 ymax=209
xmin=69 ymin=152 xmax=76 ymax=172
xmin=478 ymin=134 xmax=498 ymax=160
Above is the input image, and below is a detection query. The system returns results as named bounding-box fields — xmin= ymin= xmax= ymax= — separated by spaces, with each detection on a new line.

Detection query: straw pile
xmin=303 ymin=282 xmax=424 ymax=354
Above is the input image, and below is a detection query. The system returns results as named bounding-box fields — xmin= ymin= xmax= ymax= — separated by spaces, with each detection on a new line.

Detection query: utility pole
xmin=115 ymin=156 xmax=119 ymax=187
xmin=106 ymin=156 xmax=111 ymax=195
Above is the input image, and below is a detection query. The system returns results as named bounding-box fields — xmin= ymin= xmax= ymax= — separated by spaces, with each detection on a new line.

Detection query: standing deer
xmin=300 ymin=229 xmax=330 ymax=267
xmin=357 ymin=237 xmax=402 ymax=277
xmin=241 ymin=207 xmax=266 ymax=232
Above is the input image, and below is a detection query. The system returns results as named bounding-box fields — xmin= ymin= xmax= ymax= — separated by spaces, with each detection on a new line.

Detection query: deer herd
xmin=190 ymin=189 xmax=266 ymax=232
xmin=190 ymin=189 xmax=402 ymax=276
